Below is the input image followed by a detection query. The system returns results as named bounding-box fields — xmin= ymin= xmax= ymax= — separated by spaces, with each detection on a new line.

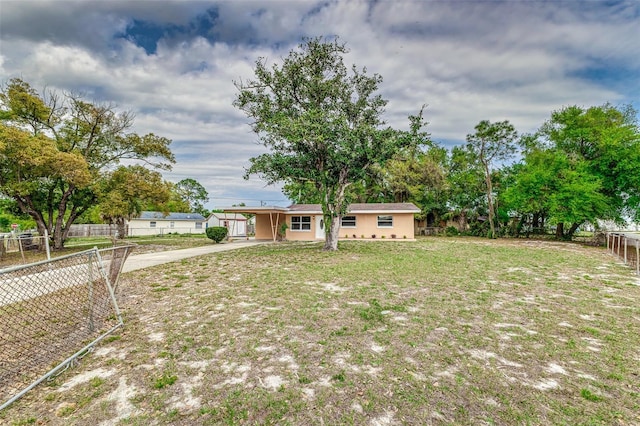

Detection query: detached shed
xmin=207 ymin=212 xmax=248 ymax=238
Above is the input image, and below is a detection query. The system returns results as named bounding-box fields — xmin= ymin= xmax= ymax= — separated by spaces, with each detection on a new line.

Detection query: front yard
xmin=3 ymin=238 xmax=639 ymax=425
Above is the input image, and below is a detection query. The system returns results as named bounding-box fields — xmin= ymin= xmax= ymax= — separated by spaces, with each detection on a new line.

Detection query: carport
xmin=221 ymin=206 xmax=288 ymax=242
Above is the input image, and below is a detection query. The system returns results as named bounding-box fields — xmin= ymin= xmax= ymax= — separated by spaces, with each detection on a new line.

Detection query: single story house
xmin=222 ymin=203 xmax=420 ymax=241
xmin=207 ymin=212 xmax=248 ymax=238
xmin=127 ymin=211 xmax=207 ymax=236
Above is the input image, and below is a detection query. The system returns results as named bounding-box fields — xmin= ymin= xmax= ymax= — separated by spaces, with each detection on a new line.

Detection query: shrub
xmin=353 ymin=234 xmax=357 ymax=238
xmin=371 ymin=234 xmax=376 ymax=239
xmin=391 ymin=234 xmax=396 ymax=239
xmin=445 ymin=226 xmax=459 ymax=237
xmin=206 ymin=226 xmax=228 ymax=243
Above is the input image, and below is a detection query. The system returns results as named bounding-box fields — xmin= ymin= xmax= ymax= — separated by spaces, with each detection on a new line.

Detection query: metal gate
xmin=0 ymin=245 xmax=132 ymax=410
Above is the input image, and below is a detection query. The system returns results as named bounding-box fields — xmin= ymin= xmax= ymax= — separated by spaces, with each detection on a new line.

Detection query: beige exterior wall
xmin=285 ymin=214 xmax=322 ymax=241
xmin=339 ymin=213 xmax=415 ymax=240
xmin=127 ymin=219 xmax=206 ymax=236
xmin=282 ymin=212 xmax=416 ymax=241
xmin=254 ymin=213 xmax=286 ymax=240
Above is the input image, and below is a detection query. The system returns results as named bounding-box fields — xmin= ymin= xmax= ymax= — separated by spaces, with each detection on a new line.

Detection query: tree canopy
xmin=504 ymin=104 xmax=640 ymax=239
xmin=174 ymin=178 xmax=209 ymax=216
xmin=0 ymin=78 xmax=175 ymax=248
xmin=234 ymin=37 xmax=413 ymax=250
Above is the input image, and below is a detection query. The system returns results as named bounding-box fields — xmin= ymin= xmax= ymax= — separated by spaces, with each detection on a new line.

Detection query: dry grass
xmin=2 ymin=237 xmax=640 ymax=425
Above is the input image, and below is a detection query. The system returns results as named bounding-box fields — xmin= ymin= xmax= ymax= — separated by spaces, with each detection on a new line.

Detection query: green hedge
xmin=206 ymin=226 xmax=228 ymax=243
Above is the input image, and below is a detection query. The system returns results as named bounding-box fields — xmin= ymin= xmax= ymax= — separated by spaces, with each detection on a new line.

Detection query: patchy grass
xmin=2 ymin=237 xmax=640 ymax=425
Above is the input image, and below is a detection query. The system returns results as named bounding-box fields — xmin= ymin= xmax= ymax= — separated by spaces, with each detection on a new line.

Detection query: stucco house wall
xmin=223 ymin=204 xmax=419 ymax=242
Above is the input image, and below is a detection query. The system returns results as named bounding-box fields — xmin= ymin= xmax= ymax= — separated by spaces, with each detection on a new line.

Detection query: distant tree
xmin=175 ymin=178 xmax=209 ymax=216
xmin=444 ymin=145 xmax=487 ymax=232
xmin=0 ymin=78 xmax=175 ymax=248
xmin=466 ymin=120 xmax=518 ymax=238
xmin=234 ymin=38 xmax=411 ymax=251
xmin=99 ymin=165 xmax=173 ymax=238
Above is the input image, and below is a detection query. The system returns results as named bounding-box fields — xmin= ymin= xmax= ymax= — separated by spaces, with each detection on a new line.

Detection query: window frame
xmin=150 ymin=221 xmax=157 ymax=228
xmin=290 ymin=215 xmax=312 ymax=231
xmin=377 ymin=215 xmax=394 ymax=228
xmin=341 ymin=215 xmax=357 ymax=228
xmin=195 ymin=222 xmax=203 ymax=229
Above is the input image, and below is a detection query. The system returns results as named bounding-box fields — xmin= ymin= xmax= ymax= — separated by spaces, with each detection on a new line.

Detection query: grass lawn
xmin=2 ymin=237 xmax=639 ymax=425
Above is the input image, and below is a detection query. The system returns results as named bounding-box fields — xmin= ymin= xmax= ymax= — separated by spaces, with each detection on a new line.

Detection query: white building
xmin=127 ymin=212 xmax=207 ymax=236
xmin=207 ymin=212 xmax=248 ymax=238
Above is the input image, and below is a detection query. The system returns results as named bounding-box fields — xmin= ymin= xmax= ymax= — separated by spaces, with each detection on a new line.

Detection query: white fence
xmin=607 ymin=232 xmax=640 ymax=275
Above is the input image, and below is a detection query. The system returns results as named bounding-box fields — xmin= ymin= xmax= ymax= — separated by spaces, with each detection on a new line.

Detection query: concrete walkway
xmin=121 ymin=240 xmax=268 ymax=273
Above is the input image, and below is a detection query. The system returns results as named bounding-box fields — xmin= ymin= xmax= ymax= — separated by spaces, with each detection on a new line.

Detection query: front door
xmin=315 ymin=215 xmax=325 ymax=240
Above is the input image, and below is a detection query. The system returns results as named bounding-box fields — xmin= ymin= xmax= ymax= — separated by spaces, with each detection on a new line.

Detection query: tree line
xmin=236 ymin=38 xmax=640 ymax=249
xmin=2 ymin=38 xmax=639 ymax=251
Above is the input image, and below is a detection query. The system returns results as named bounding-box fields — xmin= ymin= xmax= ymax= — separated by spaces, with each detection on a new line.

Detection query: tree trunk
xmin=565 ymin=222 xmax=582 ymax=240
xmin=555 ymin=222 xmax=564 ymax=239
xmin=483 ymin=162 xmax=496 ymax=239
xmin=117 ymin=218 xmax=127 ymax=239
xmin=323 ymin=214 xmax=341 ymax=251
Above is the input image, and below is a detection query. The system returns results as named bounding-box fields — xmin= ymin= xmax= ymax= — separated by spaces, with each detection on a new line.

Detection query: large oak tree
xmin=234 ymin=38 xmax=411 ymax=250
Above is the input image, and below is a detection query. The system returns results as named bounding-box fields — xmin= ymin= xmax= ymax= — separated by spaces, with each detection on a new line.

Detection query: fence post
xmin=87 ymin=251 xmax=95 ymax=332
xmin=617 ymin=234 xmax=621 ymax=257
xmin=44 ymin=229 xmax=51 ymax=261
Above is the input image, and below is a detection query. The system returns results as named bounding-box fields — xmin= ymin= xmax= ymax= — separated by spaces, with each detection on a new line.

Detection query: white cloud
xmin=1 ymin=0 xmax=638 ymax=209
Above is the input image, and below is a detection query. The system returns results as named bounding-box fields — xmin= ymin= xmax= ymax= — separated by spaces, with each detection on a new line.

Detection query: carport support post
xmin=623 ymin=235 xmax=627 ymax=264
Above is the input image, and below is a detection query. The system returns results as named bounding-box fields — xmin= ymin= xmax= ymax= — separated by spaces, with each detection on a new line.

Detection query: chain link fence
xmin=607 ymin=232 xmax=640 ymax=276
xmin=0 ymin=245 xmax=133 ymax=410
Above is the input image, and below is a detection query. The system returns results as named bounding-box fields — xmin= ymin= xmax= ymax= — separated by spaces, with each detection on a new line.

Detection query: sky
xmin=1 ymin=0 xmax=638 ymax=211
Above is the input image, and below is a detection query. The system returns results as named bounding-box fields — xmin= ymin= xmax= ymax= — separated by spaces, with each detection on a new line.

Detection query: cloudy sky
xmin=1 ymin=0 xmax=638 ymax=210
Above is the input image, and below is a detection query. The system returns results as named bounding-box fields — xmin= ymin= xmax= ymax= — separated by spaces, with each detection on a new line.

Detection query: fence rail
xmin=607 ymin=232 xmax=640 ymax=275
xmin=0 ymin=245 xmax=132 ymax=410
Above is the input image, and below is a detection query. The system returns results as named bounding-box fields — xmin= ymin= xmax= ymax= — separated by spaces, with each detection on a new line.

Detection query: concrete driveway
xmin=122 ymin=240 xmax=268 ymax=273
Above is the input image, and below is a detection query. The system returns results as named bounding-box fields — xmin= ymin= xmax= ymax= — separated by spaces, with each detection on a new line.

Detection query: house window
xmin=291 ymin=216 xmax=311 ymax=231
xmin=377 ymin=215 xmax=393 ymax=227
xmin=150 ymin=221 xmax=156 ymax=228
xmin=195 ymin=222 xmax=203 ymax=229
xmin=341 ymin=216 xmax=356 ymax=227
xmin=170 ymin=221 xmax=175 ymax=228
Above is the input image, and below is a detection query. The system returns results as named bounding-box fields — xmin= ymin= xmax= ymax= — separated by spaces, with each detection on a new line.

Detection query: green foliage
xmin=206 ymin=226 xmax=228 ymax=243
xmin=153 ymin=372 xmax=177 ymax=389
xmin=466 ymin=120 xmax=518 ymax=239
xmin=0 ymin=78 xmax=175 ymax=249
xmin=505 ymin=104 xmax=640 ymax=239
xmin=445 ymin=226 xmax=459 ymax=236
xmin=234 ymin=37 xmax=412 ymax=250
xmin=174 ymin=178 xmax=209 ymax=216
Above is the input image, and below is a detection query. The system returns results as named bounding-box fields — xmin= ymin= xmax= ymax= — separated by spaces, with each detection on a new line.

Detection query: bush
xmin=206 ymin=226 xmax=228 ymax=243
xmin=445 ymin=226 xmax=459 ymax=237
